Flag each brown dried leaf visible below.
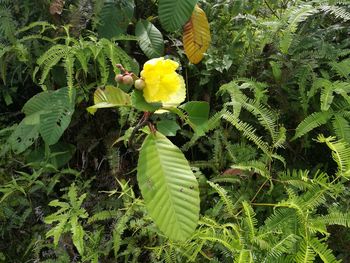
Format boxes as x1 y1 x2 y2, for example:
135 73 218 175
50 0 65 15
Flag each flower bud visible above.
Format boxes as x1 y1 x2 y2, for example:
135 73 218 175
122 74 134 86
134 79 146 90
115 74 124 83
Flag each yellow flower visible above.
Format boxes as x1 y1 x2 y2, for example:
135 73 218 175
140 57 186 108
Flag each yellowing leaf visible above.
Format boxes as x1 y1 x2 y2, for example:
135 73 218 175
87 86 131 114
183 5 211 64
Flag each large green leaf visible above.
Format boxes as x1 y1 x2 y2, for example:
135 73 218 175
137 132 200 241
135 20 164 58
158 0 198 32
96 1 134 39
8 121 39 154
22 92 51 116
9 87 75 153
39 88 76 145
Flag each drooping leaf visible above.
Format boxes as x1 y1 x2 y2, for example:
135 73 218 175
87 86 131 114
183 4 211 64
137 132 200 241
180 101 209 134
135 20 164 58
159 0 198 32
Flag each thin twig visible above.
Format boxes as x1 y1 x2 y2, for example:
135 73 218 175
264 0 280 19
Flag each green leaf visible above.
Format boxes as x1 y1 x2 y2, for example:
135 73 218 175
8 121 39 154
26 142 76 169
180 101 209 134
39 88 76 145
96 1 134 39
136 20 164 58
157 119 180 136
137 132 200 241
87 86 131 114
22 92 51 116
159 0 198 32
270 61 282 81
131 90 162 112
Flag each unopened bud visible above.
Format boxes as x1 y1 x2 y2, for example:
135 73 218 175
122 74 134 86
134 79 146 90
115 74 124 83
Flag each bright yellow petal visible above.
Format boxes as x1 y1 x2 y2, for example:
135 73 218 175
140 57 186 108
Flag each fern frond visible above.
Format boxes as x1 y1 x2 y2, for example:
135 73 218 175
279 169 312 190
262 208 298 234
292 111 332 140
317 134 350 178
295 240 316 263
332 114 350 143
273 126 286 149
265 234 299 260
234 249 253 263
196 230 238 253
241 99 278 143
182 110 223 151
208 181 237 219
100 38 135 74
87 210 121 224
74 45 91 74
96 50 109 85
37 44 68 88
231 160 270 179
113 209 132 256
330 58 350 79
309 238 341 263
320 4 350 21
64 49 76 89
287 5 318 33
310 211 350 228
320 84 335 111
222 111 271 156
0 6 17 42
242 201 258 241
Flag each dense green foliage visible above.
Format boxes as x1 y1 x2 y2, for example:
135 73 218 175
1 0 350 262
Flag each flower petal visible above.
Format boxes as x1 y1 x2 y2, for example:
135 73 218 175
140 57 186 110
